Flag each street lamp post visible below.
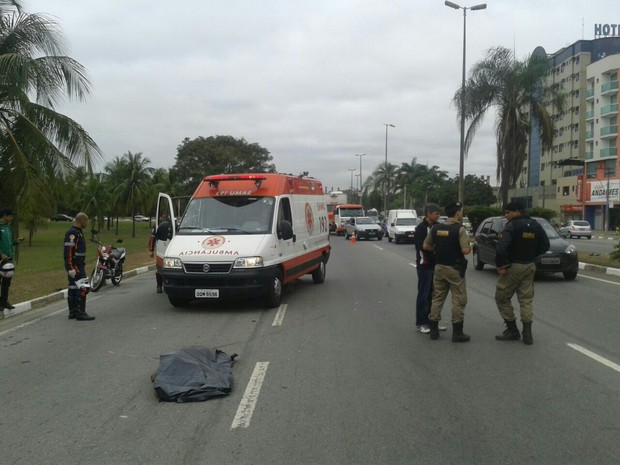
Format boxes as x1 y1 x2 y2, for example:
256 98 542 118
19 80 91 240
383 124 395 214
348 168 357 195
355 153 366 197
445 1 487 204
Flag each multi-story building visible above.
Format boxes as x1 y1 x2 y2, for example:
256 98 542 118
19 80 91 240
509 36 620 230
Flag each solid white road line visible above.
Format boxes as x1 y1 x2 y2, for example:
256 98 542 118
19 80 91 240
578 274 620 286
567 343 620 374
272 304 287 327
231 361 270 429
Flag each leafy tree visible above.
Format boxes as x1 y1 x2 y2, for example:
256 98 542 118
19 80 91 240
173 136 276 195
0 2 101 217
454 46 565 207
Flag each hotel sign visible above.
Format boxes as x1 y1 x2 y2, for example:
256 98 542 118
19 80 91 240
594 23 620 37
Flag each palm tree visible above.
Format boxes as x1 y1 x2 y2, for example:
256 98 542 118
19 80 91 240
454 46 565 207
107 152 154 238
0 2 101 212
371 162 399 211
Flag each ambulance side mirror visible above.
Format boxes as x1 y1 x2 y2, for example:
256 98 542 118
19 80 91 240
278 220 294 241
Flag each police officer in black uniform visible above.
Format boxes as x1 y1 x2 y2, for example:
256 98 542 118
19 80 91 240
495 202 549 345
423 201 471 342
64 212 95 321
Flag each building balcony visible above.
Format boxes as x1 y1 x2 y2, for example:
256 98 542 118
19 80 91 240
585 151 594 160
600 125 618 138
586 88 595 99
600 103 618 117
585 130 594 140
586 110 595 120
601 80 619 95
600 147 618 157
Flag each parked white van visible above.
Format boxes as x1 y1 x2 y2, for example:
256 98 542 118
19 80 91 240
387 209 419 244
156 173 331 308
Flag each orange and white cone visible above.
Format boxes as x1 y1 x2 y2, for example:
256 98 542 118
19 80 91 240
351 232 357 244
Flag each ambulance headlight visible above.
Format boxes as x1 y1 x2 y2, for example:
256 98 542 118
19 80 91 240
233 257 263 268
163 257 183 269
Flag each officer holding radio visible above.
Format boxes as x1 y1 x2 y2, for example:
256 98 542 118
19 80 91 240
495 202 549 345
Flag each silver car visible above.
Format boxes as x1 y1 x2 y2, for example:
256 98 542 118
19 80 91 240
344 216 384 241
559 220 592 239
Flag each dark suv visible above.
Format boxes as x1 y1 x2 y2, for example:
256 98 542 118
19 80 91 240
472 216 579 280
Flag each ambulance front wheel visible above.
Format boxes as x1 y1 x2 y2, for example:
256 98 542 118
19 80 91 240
264 270 283 308
312 257 326 284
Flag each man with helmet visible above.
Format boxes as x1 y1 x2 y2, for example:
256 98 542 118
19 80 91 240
64 212 95 321
0 207 23 310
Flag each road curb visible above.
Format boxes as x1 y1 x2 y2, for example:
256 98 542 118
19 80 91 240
578 262 620 277
1 265 155 320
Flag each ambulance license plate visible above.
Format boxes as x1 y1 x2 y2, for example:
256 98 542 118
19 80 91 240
195 289 219 298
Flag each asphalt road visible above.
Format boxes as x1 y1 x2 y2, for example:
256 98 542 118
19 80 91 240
565 235 618 256
1 237 619 465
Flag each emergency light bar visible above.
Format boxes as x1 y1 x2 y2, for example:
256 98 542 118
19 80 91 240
204 174 268 188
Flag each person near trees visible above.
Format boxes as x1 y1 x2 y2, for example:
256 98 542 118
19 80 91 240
0 207 23 310
64 212 95 321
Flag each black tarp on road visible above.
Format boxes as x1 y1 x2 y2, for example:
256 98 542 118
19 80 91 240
153 347 236 403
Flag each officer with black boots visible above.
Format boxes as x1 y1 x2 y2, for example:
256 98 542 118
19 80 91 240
423 201 471 342
64 212 95 321
495 202 549 345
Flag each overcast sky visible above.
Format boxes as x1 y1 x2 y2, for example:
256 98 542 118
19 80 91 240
24 1 616 192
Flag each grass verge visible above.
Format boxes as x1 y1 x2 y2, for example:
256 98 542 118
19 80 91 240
9 220 154 305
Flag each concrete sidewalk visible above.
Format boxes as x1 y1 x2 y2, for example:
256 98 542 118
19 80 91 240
1 265 155 320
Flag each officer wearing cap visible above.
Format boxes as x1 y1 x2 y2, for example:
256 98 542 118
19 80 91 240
64 212 95 321
423 201 472 342
494 202 549 345
0 207 23 310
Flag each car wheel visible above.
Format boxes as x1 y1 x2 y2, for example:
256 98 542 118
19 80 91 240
563 271 577 280
168 296 190 307
377 235 382 241
311 257 326 284
587 236 592 240
474 249 484 270
264 269 283 308
388 236 393 242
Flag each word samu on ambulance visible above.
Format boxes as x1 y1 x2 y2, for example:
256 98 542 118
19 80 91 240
156 173 331 308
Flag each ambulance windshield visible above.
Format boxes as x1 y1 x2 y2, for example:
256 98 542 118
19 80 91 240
177 196 275 235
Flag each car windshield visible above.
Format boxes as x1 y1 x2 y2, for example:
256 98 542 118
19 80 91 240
356 217 374 224
177 196 275 234
535 218 561 239
339 208 364 217
395 218 418 225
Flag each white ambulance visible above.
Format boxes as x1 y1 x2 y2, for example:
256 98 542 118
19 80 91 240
156 173 331 308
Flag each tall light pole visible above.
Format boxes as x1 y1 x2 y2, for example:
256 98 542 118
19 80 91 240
383 124 395 214
355 153 366 197
445 1 487 204
348 168 357 195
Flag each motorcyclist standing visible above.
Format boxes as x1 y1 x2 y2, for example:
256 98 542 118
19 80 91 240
64 212 95 321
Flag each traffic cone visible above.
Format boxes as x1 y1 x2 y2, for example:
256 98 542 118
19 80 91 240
351 232 357 244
